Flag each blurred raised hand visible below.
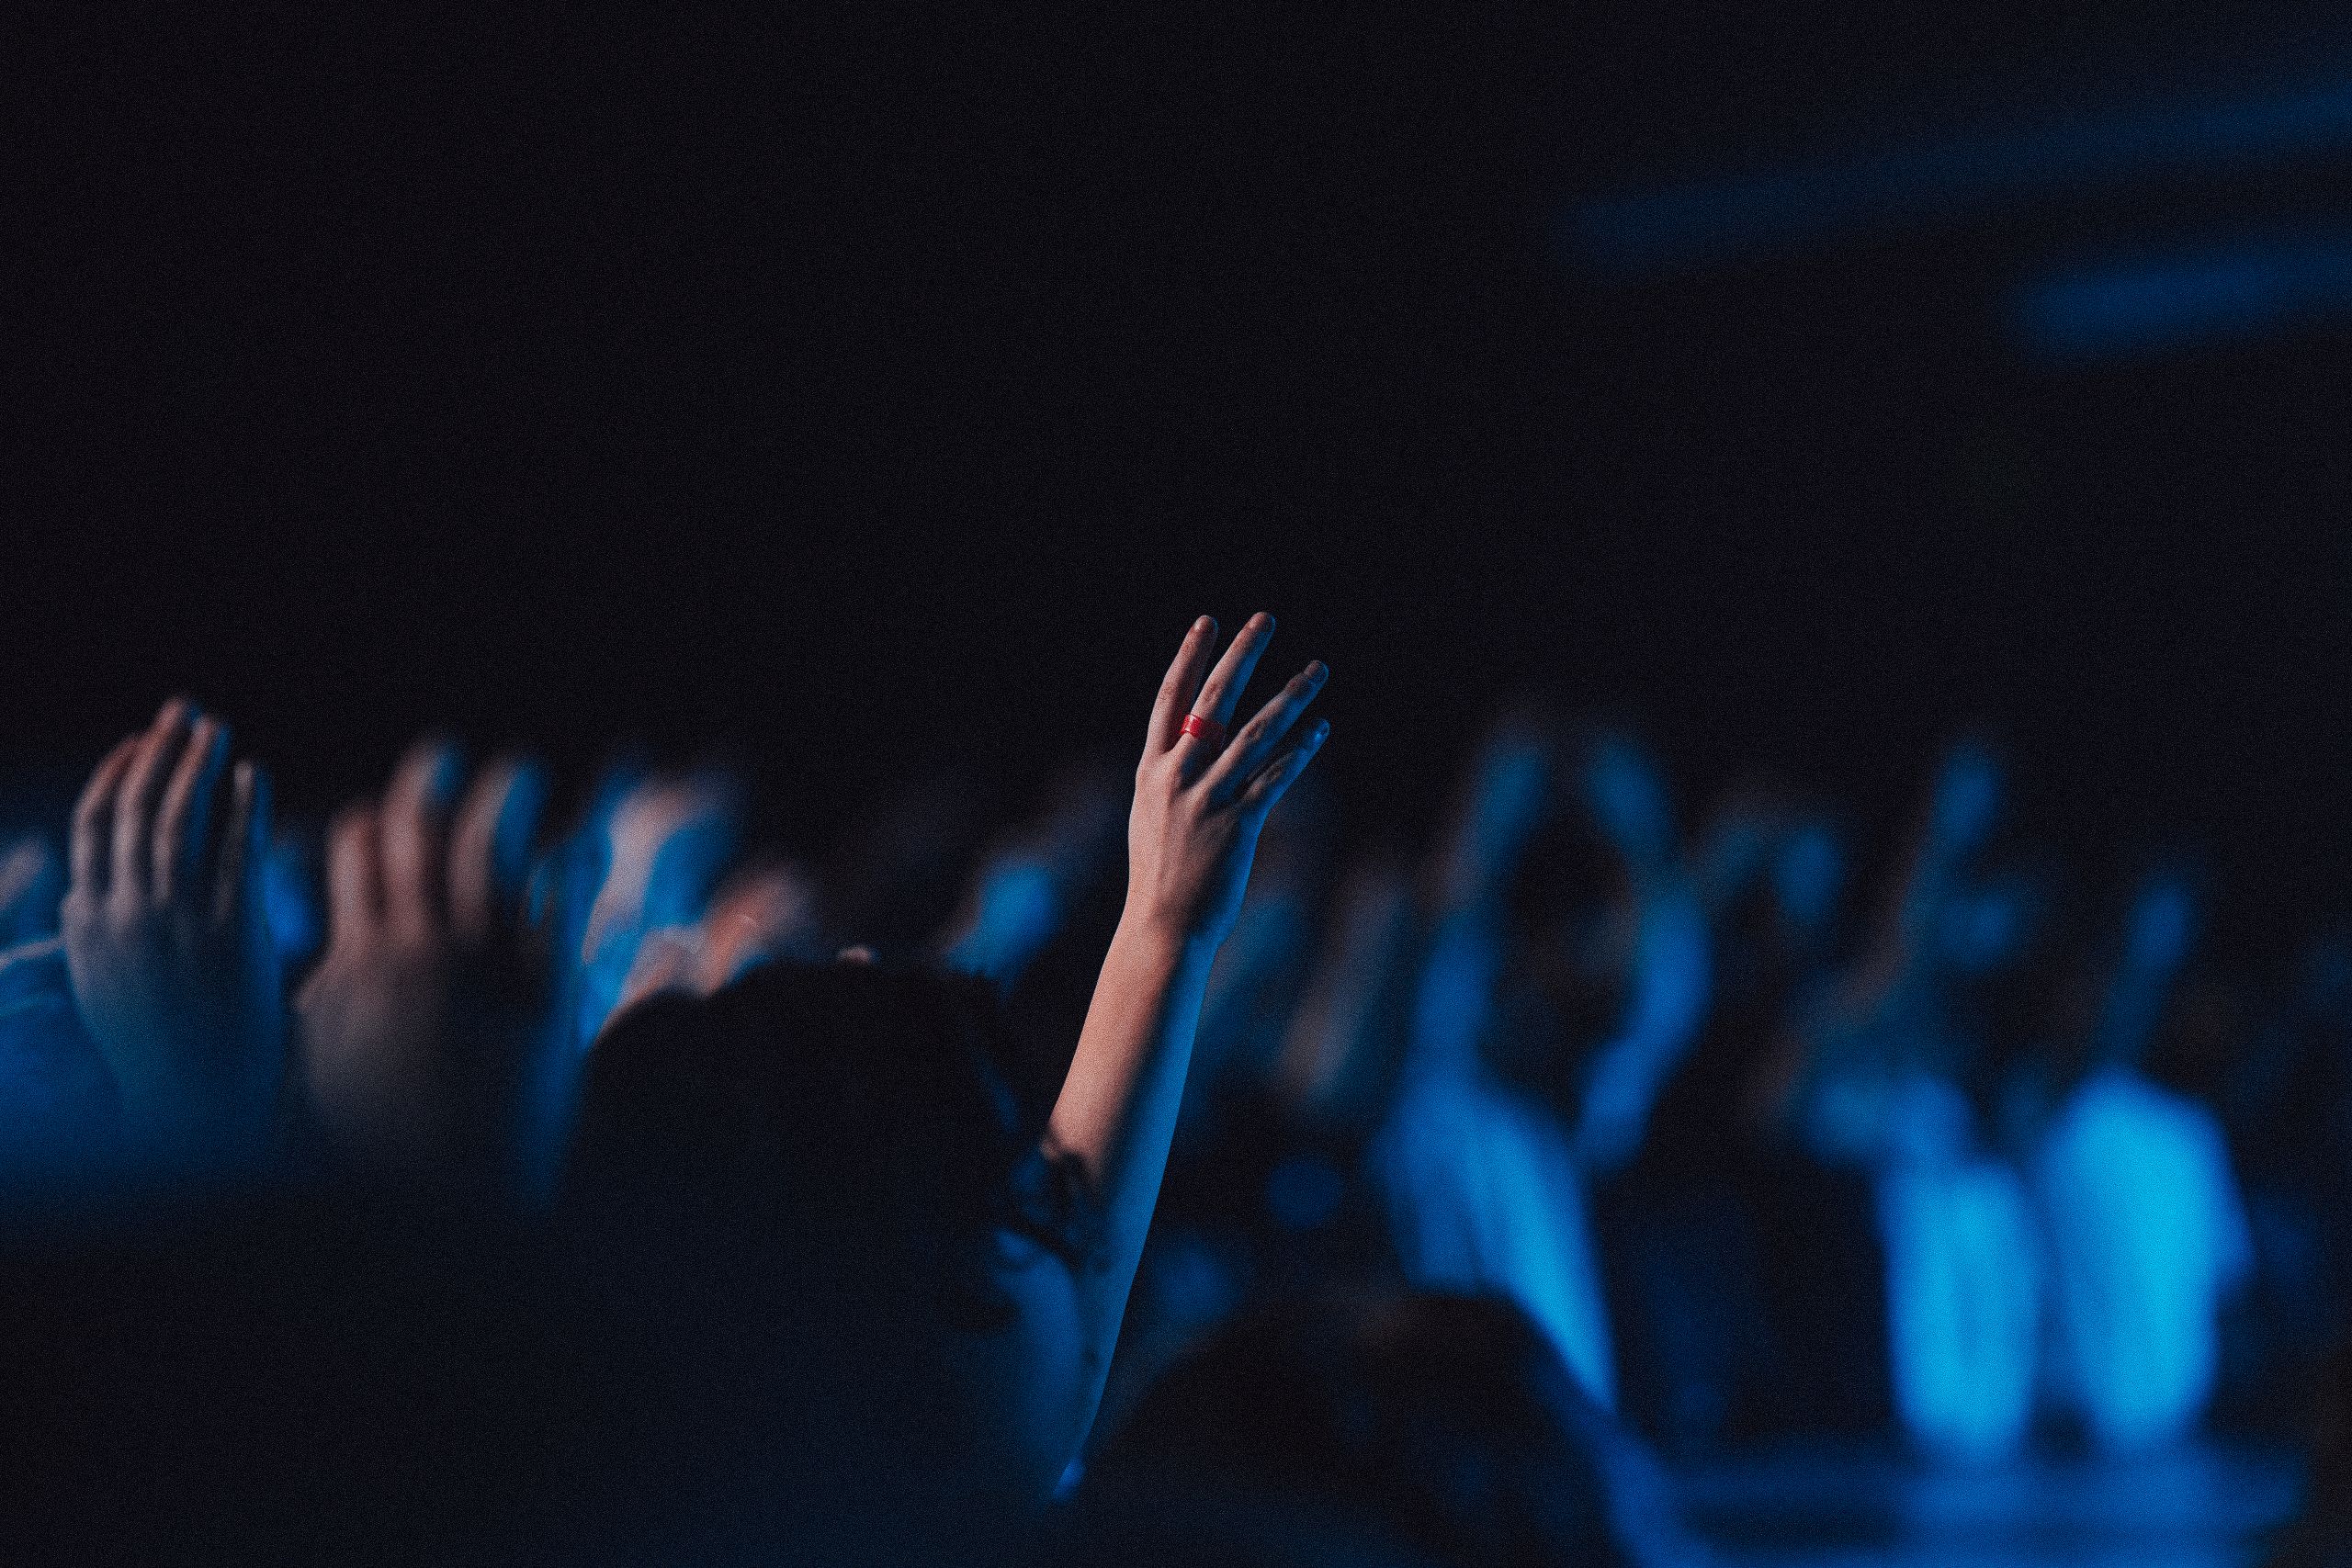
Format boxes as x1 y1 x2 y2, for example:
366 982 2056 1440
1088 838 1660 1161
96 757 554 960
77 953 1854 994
2089 863 2201 1072
1581 729 1675 880
572 771 741 1043
1438 713 1554 912
1925 739 2004 863
62 700 282 1165
1571 732 1712 1172
940 762 1125 987
1196 784 1331 1090
610 858 823 1018
1406 715 1559 1088
294 739 555 1190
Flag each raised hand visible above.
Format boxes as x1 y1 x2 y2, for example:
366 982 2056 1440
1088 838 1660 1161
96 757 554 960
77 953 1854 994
1014 614 1326 1488
294 739 554 1189
62 699 282 1161
574 772 741 1043
609 859 822 1019
1121 613 1329 953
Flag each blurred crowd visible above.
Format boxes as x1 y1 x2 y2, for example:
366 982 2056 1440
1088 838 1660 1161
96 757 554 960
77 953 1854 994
1119 720 2349 1468
0 620 2347 1565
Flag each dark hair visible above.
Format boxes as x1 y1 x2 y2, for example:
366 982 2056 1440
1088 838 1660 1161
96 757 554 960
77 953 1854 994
563 959 1097 1333
1084 1292 1634 1568
554 960 1104 1533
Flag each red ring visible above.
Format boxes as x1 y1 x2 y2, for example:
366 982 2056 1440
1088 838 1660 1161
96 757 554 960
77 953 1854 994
1181 713 1227 748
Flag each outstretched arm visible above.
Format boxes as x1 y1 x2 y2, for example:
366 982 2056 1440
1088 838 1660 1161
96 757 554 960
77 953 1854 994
1034 613 1328 1462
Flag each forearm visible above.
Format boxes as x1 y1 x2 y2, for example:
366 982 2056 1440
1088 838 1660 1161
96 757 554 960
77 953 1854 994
1046 910 1216 1371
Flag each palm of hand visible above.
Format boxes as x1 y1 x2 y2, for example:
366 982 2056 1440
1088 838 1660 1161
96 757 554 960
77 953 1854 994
68 896 280 1095
298 931 549 1167
293 744 554 1180
62 702 281 1152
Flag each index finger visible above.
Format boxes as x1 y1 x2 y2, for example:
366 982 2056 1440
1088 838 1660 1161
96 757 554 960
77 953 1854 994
324 804 385 943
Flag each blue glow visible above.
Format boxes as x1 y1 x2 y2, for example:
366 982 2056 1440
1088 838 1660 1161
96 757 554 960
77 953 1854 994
943 858 1060 983
1570 79 2352 271
2033 1068 2250 1453
0 939 115 1180
1876 1080 2041 1463
1377 1073 1618 1409
1576 885 1712 1170
264 839 321 968
2018 234 2352 359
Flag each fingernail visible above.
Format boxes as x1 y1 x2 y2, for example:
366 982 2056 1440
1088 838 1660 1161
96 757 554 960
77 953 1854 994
156 696 193 726
1313 719 1330 742
1307 660 1329 682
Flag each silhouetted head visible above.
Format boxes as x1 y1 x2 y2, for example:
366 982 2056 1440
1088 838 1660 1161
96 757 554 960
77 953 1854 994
559 959 1095 1492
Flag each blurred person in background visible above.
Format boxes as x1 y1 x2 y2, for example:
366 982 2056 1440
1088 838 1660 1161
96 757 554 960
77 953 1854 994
1774 742 2051 1461
1071 1292 1677 1568
2030 864 2252 1454
1600 784 1853 1453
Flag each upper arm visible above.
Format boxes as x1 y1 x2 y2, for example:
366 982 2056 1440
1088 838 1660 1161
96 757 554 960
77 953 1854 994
945 1227 1091 1499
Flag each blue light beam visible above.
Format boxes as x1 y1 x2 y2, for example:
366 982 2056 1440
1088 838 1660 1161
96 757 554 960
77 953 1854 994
1570 78 2352 273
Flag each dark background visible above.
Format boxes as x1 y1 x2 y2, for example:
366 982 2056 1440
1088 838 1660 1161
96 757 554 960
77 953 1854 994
6 6 2349 961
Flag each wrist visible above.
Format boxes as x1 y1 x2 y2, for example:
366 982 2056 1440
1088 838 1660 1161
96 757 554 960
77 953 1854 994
1111 903 1223 973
